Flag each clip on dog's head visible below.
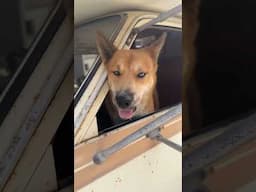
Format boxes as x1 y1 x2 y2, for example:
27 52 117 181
96 31 167 120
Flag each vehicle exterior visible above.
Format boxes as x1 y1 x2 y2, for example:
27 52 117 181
74 0 182 191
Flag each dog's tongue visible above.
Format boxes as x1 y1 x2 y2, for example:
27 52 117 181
118 109 134 119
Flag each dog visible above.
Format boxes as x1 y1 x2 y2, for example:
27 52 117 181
96 32 167 123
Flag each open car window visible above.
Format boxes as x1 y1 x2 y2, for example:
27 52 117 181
96 25 182 134
74 12 182 144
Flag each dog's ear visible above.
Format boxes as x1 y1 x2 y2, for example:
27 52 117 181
96 31 117 64
146 32 167 62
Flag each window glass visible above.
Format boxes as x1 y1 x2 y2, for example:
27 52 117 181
0 0 62 125
0 0 58 95
74 15 123 93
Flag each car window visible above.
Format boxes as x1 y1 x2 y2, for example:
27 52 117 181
96 26 182 134
0 0 63 125
0 0 58 94
74 15 125 94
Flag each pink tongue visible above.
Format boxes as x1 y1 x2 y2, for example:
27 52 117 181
118 109 134 119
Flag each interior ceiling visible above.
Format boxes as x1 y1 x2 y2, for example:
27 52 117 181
75 0 181 24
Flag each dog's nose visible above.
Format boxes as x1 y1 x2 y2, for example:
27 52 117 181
116 92 133 108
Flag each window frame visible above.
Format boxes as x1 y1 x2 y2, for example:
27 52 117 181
0 0 65 126
74 14 128 106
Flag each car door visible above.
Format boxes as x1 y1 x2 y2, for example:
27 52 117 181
74 8 182 192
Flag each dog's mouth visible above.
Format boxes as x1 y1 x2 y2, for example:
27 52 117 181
117 107 136 120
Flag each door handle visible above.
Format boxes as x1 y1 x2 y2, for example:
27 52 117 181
147 129 182 152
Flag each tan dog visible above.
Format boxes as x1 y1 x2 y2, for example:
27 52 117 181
96 32 166 122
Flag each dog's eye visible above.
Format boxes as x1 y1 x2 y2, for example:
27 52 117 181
113 71 121 76
137 72 146 78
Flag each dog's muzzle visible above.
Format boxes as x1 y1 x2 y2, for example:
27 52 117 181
115 91 134 109
115 90 136 120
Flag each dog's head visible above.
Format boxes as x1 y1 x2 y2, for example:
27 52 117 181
96 32 166 120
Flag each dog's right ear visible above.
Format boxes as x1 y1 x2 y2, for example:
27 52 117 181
96 31 117 64
146 32 167 62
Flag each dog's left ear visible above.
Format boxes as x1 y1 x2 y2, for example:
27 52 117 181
146 32 167 62
96 31 117 64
